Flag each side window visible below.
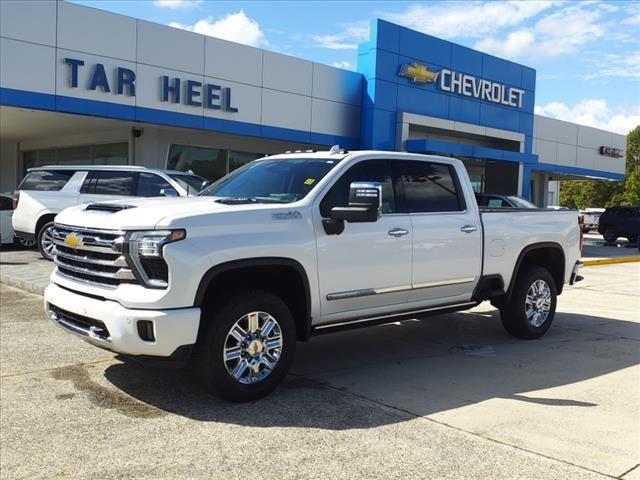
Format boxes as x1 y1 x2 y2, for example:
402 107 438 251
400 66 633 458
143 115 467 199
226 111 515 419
136 173 172 197
0 196 12 210
320 160 396 217
396 161 464 213
81 171 134 196
18 170 75 191
487 197 505 208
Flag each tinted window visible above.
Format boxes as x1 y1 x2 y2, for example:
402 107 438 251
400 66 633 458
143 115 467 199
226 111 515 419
136 173 172 197
168 174 207 195
0 196 12 210
81 171 134 196
396 161 463 213
18 170 75 191
320 160 395 217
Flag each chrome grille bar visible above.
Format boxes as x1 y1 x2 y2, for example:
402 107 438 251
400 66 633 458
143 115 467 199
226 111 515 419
52 246 127 267
54 257 136 280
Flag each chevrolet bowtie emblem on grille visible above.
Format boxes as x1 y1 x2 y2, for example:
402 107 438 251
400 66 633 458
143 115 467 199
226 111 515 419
398 62 438 84
64 233 84 249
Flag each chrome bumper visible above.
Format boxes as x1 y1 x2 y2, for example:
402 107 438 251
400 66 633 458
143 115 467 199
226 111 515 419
569 260 583 285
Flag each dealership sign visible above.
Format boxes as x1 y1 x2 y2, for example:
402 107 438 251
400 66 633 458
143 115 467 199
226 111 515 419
599 146 624 158
64 58 238 112
399 62 525 109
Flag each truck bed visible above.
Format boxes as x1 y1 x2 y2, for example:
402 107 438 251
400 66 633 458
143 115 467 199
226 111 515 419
479 208 581 291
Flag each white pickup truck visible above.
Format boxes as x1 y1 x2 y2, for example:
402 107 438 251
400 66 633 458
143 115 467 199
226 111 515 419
44 149 583 401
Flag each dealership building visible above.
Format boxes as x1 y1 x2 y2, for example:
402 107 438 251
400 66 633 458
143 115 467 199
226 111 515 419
0 1 627 205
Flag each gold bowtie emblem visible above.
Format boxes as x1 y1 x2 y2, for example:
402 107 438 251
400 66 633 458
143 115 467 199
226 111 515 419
64 233 84 249
398 62 438 84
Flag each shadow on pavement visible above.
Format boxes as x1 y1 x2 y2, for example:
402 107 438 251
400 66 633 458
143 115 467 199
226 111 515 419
102 309 638 429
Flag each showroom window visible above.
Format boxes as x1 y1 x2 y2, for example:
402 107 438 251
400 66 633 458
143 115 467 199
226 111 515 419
166 145 263 182
23 142 128 172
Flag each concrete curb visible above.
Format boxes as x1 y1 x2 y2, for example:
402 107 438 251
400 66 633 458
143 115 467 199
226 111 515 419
582 256 640 267
0 275 46 296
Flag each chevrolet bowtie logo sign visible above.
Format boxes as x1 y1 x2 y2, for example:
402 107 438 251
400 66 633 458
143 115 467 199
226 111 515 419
397 61 526 109
398 62 438 84
64 233 84 250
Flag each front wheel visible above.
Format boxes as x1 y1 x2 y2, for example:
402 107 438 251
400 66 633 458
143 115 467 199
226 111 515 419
37 221 55 260
194 289 296 402
500 266 557 339
16 236 36 249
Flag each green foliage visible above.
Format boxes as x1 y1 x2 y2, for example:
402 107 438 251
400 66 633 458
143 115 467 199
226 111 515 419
559 124 640 208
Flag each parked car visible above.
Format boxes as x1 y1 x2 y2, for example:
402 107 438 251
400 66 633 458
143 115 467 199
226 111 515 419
0 193 36 248
598 206 640 243
44 148 583 402
12 166 209 260
474 193 537 208
579 208 605 232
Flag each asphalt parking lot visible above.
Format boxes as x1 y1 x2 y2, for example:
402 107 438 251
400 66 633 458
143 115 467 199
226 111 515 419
0 262 638 479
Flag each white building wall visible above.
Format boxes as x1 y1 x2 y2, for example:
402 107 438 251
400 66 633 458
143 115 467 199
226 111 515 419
0 0 362 140
533 115 626 175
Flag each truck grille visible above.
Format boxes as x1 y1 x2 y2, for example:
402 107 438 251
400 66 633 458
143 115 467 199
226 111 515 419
52 224 138 288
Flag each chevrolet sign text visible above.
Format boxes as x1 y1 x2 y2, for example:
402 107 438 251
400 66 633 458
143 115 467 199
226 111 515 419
439 69 525 108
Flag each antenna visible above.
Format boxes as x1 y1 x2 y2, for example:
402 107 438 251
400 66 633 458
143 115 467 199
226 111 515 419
329 144 341 154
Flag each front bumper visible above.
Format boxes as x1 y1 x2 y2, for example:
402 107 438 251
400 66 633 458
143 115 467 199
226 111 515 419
44 282 200 357
569 260 583 285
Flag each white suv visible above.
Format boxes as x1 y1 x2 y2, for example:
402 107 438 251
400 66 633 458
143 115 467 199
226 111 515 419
12 165 208 260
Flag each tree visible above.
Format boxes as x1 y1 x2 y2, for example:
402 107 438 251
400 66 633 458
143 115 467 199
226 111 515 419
559 124 640 208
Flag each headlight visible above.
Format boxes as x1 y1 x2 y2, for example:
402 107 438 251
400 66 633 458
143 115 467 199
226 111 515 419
126 229 186 288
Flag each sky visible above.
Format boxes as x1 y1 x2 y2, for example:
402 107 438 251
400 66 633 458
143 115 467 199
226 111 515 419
71 0 640 134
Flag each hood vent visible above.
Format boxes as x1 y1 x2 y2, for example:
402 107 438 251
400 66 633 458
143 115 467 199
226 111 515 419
85 203 137 213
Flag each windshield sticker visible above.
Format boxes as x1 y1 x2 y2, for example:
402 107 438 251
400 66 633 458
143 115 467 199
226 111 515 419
272 211 302 221
304 178 316 185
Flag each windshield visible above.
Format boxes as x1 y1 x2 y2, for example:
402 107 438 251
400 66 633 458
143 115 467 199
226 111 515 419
506 196 537 208
199 157 341 203
169 173 208 195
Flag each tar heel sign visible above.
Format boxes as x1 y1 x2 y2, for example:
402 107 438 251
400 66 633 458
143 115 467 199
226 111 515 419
399 62 525 109
64 57 239 113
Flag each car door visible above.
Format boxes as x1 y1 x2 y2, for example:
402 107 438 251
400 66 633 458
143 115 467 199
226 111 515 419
313 159 413 317
0 196 14 244
393 159 482 304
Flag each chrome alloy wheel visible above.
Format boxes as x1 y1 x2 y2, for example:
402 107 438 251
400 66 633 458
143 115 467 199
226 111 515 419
223 311 283 385
525 279 552 328
41 226 55 257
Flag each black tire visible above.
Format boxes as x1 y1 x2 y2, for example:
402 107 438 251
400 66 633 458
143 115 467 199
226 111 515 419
37 221 55 260
500 266 557 340
194 289 296 402
603 228 618 243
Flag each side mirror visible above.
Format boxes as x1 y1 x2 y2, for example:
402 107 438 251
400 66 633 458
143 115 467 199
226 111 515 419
201 180 211 189
323 182 381 234
160 188 179 197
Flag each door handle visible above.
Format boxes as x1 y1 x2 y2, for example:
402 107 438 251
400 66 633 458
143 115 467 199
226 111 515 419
460 225 478 233
388 228 409 237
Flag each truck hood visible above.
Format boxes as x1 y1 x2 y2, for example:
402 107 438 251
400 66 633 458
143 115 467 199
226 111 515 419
53 196 281 231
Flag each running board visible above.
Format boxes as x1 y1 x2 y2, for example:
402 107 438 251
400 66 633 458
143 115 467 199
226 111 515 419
311 301 478 336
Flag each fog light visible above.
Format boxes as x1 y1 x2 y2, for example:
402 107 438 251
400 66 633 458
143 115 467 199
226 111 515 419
137 320 155 342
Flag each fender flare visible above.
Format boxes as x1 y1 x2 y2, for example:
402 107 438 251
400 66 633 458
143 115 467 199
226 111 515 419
193 257 313 339
506 242 566 299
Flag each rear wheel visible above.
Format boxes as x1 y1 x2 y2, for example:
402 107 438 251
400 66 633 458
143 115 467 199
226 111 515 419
37 221 55 260
603 228 618 243
194 289 296 402
500 266 557 339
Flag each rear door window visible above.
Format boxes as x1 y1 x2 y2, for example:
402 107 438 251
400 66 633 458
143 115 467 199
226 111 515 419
81 171 135 196
394 161 465 213
18 170 75 191
136 173 172 197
